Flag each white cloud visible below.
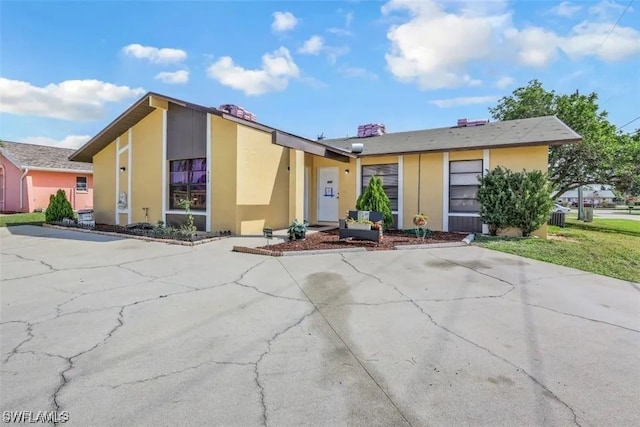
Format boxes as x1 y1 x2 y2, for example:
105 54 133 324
328 10 354 36
155 70 189 84
22 135 91 149
560 22 640 61
506 21 640 66
549 2 582 18
589 0 630 19
495 76 515 89
206 47 300 96
429 96 500 108
382 0 510 90
299 35 324 55
0 78 145 121
325 45 350 64
272 11 298 33
122 43 187 64
505 26 560 67
338 66 378 80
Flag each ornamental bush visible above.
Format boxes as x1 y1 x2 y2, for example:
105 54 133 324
478 167 554 237
356 176 393 229
45 189 75 223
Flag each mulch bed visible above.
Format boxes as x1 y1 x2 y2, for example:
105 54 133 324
48 222 220 242
259 229 467 252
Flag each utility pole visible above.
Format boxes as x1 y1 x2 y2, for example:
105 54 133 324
578 186 584 220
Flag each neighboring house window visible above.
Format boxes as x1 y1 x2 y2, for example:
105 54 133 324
76 176 88 192
449 160 483 213
361 164 398 211
169 158 206 210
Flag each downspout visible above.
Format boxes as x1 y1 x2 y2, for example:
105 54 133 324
19 168 29 212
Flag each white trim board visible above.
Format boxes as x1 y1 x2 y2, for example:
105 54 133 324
165 210 207 216
442 152 449 232
206 113 212 232
127 128 132 224
397 155 404 229
355 158 362 198
161 109 168 225
482 149 490 234
115 137 120 225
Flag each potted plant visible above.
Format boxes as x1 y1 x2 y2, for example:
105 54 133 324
413 213 429 227
288 219 308 241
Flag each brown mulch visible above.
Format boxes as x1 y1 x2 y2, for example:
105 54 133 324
260 229 467 252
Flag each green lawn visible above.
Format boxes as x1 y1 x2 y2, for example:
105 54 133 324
0 212 46 227
475 217 640 283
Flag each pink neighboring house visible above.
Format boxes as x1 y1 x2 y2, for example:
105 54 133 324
0 141 93 213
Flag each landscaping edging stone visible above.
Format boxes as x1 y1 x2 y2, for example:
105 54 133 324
43 224 224 246
282 247 367 256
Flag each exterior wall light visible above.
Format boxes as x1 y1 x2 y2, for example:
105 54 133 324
120 167 126 172
345 169 350 174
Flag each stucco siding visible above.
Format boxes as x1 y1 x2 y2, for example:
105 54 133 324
490 146 548 172
490 145 549 237
211 116 237 233
93 141 116 224
307 156 356 224
131 109 163 224
402 153 444 231
27 171 93 212
0 154 23 212
236 124 289 234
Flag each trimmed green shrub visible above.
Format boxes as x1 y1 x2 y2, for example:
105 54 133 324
45 189 75 223
356 176 393 229
477 166 513 236
478 167 554 237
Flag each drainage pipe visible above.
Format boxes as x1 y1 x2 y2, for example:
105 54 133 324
19 168 29 211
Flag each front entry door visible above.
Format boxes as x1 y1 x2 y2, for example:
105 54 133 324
317 167 339 222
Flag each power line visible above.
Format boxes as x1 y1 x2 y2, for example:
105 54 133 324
599 0 634 50
618 114 640 131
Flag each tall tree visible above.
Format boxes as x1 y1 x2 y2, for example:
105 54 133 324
489 80 634 199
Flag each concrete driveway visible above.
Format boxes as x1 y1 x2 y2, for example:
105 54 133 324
1 226 638 427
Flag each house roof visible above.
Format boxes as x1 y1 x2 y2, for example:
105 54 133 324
319 116 582 156
1 140 93 172
70 92 353 163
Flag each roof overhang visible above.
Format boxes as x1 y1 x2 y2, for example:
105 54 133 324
272 131 354 162
70 93 159 163
344 137 583 157
23 166 93 174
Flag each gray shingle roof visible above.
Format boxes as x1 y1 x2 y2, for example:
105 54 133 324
320 116 581 156
1 141 93 172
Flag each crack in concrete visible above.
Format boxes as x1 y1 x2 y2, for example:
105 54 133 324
254 307 318 427
317 300 410 308
231 281 307 303
104 360 255 389
338 253 581 427
279 258 413 427
51 306 125 417
505 299 640 334
2 321 34 364
408 300 583 427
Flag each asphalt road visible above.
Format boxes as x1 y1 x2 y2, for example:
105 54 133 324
1 226 639 426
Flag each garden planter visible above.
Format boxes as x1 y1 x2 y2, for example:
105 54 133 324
348 222 371 231
290 231 306 240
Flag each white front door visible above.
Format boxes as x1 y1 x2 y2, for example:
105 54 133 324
317 167 339 221
304 167 310 223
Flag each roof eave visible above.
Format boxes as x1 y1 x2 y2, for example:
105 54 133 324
353 137 583 157
23 166 93 174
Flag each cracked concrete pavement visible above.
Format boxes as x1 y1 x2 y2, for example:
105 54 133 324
1 225 639 426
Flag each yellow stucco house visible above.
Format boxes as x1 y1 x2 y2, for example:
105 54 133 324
70 92 581 237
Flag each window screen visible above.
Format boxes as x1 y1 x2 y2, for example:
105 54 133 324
449 160 482 213
361 164 398 211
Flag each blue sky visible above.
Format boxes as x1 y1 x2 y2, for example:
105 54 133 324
1 0 639 149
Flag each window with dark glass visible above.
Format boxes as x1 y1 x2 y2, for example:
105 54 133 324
449 160 483 213
361 164 399 211
169 158 206 210
76 176 88 192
